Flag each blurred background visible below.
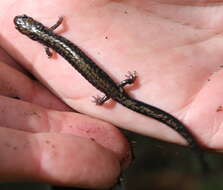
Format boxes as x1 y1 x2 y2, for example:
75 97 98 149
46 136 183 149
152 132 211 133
1 131 223 190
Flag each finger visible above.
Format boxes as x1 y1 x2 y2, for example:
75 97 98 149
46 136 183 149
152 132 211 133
0 47 28 74
0 127 120 189
0 96 131 168
0 62 70 111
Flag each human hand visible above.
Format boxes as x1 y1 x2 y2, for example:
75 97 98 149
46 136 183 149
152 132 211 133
0 46 131 189
1 0 223 152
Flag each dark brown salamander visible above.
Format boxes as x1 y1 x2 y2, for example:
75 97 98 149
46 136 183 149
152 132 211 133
14 15 208 171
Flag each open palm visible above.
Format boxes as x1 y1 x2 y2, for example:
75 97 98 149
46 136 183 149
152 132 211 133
2 0 223 151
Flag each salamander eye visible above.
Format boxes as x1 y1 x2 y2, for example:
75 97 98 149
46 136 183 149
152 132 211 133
28 33 38 40
21 14 28 19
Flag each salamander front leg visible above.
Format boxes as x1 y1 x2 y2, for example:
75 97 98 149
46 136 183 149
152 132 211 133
44 17 63 58
49 17 63 31
92 71 137 105
45 46 53 57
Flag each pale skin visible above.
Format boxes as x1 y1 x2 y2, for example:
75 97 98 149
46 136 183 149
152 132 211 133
0 0 223 188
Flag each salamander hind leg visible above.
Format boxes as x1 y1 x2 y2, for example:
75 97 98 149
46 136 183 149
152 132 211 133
118 71 137 88
44 17 63 58
92 71 136 105
92 95 110 105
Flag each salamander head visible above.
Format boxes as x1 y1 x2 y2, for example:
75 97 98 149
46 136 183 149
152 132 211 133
14 14 44 40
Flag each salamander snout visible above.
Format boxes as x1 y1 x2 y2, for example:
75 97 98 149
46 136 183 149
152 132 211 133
14 15 30 29
14 14 43 40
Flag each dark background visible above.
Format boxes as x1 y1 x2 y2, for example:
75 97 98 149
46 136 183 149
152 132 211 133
1 132 223 190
